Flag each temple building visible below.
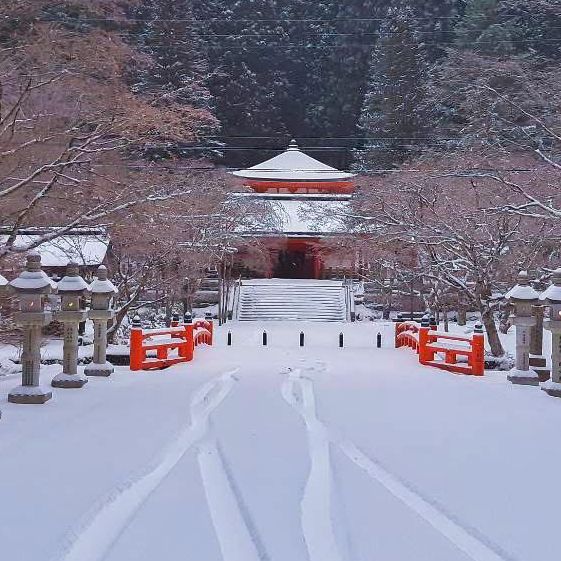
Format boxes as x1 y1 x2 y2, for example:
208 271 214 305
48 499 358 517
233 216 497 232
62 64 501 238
231 140 358 279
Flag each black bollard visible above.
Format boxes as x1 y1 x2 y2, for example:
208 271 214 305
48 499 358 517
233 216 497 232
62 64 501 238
227 331 232 346
300 332 305 347
263 331 268 346
339 332 344 348
377 332 382 349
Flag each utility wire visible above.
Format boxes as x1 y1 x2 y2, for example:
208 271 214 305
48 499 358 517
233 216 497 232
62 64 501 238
42 15 508 24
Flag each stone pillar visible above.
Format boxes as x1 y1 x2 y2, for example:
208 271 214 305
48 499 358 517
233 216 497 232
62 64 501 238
85 265 117 377
529 305 549 381
51 263 89 389
530 305 544 356
8 253 53 404
540 268 561 397
506 271 541 386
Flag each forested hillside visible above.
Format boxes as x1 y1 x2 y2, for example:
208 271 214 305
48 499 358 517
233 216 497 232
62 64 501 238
3 1 560 169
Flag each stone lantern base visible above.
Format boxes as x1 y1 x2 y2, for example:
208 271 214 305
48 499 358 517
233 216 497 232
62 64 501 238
529 354 550 382
507 368 541 386
541 380 561 398
51 372 88 389
84 362 114 377
8 385 52 404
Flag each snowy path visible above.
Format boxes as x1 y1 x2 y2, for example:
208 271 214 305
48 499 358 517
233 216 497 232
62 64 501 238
2 322 561 561
55 368 240 561
282 365 344 561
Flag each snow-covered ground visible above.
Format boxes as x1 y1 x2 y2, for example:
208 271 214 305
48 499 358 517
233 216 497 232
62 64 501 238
1 321 560 561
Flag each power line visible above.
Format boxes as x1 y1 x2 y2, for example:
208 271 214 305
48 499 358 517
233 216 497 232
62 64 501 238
42 16 500 24
90 163 539 174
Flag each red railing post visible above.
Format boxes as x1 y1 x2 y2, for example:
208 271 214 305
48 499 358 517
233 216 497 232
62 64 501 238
130 316 144 371
205 312 214 345
183 313 195 361
471 323 485 376
418 318 431 365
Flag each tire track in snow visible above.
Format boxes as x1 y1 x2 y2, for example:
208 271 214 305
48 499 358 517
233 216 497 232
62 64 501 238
338 441 511 561
198 438 266 561
284 361 511 561
53 368 240 561
281 368 345 561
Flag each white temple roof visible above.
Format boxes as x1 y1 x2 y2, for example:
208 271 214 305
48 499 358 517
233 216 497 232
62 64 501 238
238 196 351 236
232 140 355 182
0 233 110 267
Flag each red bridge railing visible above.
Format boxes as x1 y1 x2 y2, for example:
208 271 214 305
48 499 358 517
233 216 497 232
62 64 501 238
395 319 485 376
130 315 213 371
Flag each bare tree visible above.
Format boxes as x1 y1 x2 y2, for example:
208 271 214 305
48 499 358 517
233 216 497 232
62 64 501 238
351 171 554 356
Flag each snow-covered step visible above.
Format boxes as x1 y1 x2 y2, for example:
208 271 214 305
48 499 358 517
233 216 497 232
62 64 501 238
236 279 348 322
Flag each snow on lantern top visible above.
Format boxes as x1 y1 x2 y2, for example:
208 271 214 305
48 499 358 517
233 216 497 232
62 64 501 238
541 268 561 304
9 252 55 293
56 262 89 294
89 265 118 295
505 271 540 303
232 140 355 182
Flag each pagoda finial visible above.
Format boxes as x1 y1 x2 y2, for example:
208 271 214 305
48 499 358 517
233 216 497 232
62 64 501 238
288 139 299 151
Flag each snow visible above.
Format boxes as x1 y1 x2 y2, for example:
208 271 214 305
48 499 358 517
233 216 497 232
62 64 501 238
233 141 355 182
1 321 561 561
89 278 118 295
540 282 561 303
540 379 561 391
0 234 109 267
0 273 8 286
9 267 56 290
504 283 540 301
239 196 350 235
57 273 89 293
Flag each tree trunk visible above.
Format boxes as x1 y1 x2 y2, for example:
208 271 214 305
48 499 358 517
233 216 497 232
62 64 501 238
443 306 449 333
107 306 129 344
481 309 504 357
457 306 467 326
499 302 512 335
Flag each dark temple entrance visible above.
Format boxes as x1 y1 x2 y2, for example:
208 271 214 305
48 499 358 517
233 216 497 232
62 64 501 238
273 241 321 279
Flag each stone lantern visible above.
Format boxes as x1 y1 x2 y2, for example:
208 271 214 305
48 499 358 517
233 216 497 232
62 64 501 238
51 262 89 389
8 253 54 404
540 268 561 397
505 271 541 386
84 265 118 377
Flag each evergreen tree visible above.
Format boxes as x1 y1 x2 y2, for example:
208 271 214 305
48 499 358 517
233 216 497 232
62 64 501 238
194 0 289 167
132 0 212 109
356 4 430 171
455 0 515 55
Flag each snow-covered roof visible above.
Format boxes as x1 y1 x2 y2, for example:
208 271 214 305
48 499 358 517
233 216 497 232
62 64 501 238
232 140 355 182
505 271 540 302
540 268 561 304
89 266 118 295
9 253 55 292
57 266 89 293
0 234 110 267
239 196 351 236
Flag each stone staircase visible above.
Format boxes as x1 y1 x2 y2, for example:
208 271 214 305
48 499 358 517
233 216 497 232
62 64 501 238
235 279 348 322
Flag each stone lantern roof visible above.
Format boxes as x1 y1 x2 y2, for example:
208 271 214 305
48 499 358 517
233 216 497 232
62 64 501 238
9 252 55 292
232 140 355 182
505 271 540 303
540 268 561 304
89 265 118 295
56 262 88 294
